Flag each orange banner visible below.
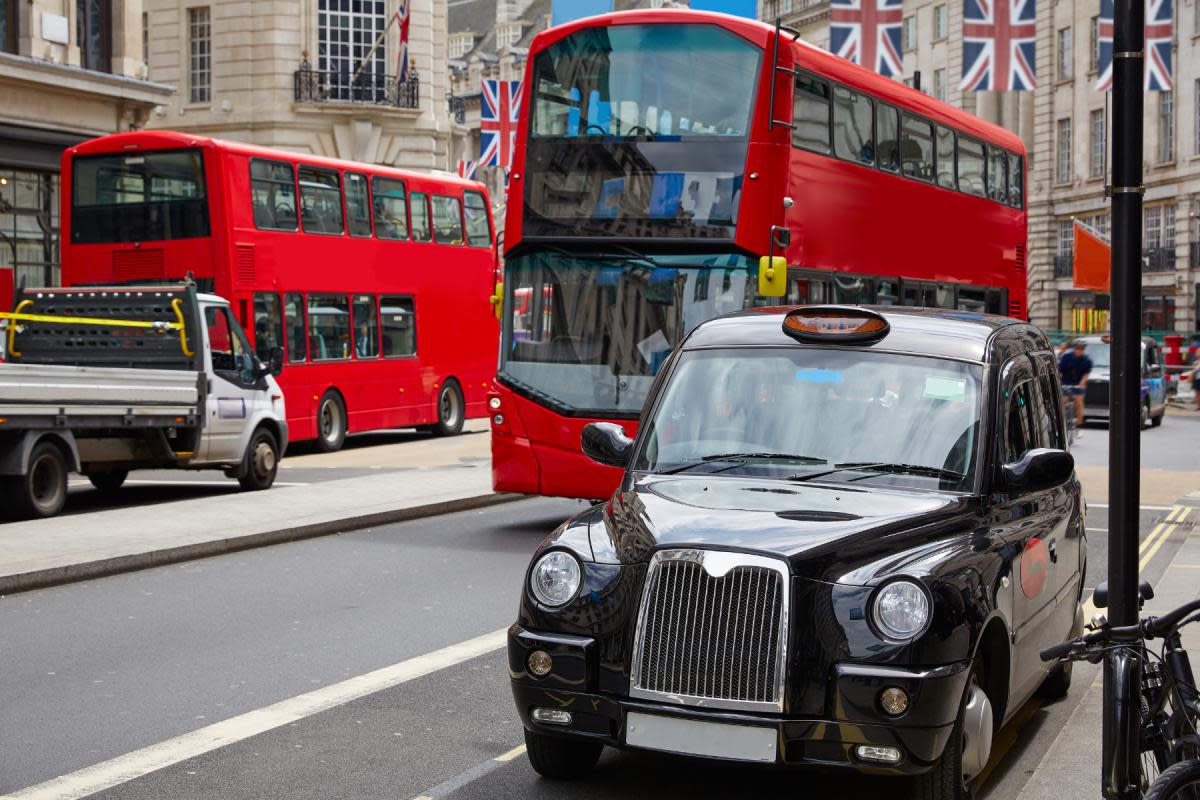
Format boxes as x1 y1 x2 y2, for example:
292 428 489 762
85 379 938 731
1073 221 1111 292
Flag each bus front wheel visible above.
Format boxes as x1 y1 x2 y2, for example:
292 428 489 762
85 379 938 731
315 390 347 452
432 379 464 437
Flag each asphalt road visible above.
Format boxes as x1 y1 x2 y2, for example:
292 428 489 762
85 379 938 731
2 412 1197 800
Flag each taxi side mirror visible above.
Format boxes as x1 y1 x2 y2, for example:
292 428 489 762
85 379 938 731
1001 448 1074 494
490 281 504 320
581 422 633 469
758 256 787 297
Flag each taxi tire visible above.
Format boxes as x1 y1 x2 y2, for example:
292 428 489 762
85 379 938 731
1151 409 1164 427
1038 657 1073 700
523 728 602 780
910 661 985 800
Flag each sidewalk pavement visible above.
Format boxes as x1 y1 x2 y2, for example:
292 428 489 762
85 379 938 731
0 459 517 596
1020 493 1200 800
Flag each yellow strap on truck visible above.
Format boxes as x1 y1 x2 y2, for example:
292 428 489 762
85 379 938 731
1 299 193 358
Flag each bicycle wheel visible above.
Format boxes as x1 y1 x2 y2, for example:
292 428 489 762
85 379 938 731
1145 760 1200 800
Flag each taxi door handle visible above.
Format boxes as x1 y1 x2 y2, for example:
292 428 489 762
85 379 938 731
1048 538 1058 563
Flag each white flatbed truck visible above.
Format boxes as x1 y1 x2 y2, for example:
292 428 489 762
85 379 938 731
0 284 287 519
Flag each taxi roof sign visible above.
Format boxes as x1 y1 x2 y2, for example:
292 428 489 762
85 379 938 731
782 307 890 344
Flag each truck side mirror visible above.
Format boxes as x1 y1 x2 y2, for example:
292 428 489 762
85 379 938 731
581 422 633 469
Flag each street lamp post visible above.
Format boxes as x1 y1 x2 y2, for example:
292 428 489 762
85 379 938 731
1106 0 1145 797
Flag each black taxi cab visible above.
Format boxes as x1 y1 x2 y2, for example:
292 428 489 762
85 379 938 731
507 306 1085 800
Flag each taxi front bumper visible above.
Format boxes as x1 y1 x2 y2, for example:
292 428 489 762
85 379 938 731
509 625 970 775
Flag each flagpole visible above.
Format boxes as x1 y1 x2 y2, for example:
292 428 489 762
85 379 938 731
352 12 398 84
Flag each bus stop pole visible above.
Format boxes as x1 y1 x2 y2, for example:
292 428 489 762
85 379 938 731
1107 0 1144 630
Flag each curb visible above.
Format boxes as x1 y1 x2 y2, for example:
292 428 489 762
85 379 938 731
0 492 524 596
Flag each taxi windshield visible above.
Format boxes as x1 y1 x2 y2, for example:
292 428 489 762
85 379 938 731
634 347 983 493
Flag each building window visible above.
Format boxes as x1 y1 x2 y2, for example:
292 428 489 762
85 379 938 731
77 0 112 72
1158 91 1174 162
187 7 211 103
1089 109 1105 178
1164 203 1176 250
1056 118 1072 183
0 168 60 286
1142 295 1176 331
449 32 474 59
1057 27 1072 81
496 21 522 50
1 0 16 53
933 68 946 101
318 0 385 100
933 4 946 39
1195 80 1200 156
1145 205 1162 249
902 16 915 52
1089 16 1099 72
142 12 149 72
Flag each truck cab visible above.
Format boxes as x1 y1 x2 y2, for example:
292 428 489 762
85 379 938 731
0 284 287 519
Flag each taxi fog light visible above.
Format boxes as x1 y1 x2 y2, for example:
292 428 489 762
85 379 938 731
856 745 903 764
528 650 552 677
493 414 505 425
531 707 572 726
879 687 909 716
488 396 502 410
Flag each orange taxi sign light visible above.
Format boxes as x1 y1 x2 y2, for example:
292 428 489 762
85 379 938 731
782 307 890 344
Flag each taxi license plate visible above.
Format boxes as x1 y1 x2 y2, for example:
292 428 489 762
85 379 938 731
625 712 777 763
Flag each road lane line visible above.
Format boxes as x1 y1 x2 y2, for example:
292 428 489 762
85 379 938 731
406 743 524 800
5 628 508 800
1088 503 1176 511
493 744 527 762
1141 523 1179 572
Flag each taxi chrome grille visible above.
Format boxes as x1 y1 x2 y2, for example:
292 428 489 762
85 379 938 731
1085 380 1109 408
630 550 789 713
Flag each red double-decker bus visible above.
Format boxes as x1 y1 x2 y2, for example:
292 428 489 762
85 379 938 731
491 9 1028 500
60 131 498 450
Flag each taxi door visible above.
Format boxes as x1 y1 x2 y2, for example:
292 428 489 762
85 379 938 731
200 303 262 463
992 356 1075 700
1143 342 1167 417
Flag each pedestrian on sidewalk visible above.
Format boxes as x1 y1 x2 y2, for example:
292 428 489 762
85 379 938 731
1059 342 1093 429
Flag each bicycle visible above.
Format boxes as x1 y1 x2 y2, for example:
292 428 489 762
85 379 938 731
1040 583 1200 798
1062 386 1079 448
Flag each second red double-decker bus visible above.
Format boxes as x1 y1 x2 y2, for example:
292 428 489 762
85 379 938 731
491 9 1028 500
60 131 498 450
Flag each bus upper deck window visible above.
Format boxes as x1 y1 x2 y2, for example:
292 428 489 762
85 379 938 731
1008 152 1024 208
832 87 874 166
936 126 956 188
411 192 432 242
987 147 1008 204
876 103 900 172
463 191 492 247
372 177 409 240
431 195 464 245
792 73 831 154
901 115 934 182
298 166 344 236
344 172 372 237
957 137 986 197
250 159 298 231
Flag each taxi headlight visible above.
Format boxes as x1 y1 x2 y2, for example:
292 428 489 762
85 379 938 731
530 551 582 607
872 579 931 641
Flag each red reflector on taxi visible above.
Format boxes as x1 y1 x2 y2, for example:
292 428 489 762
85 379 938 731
782 307 889 344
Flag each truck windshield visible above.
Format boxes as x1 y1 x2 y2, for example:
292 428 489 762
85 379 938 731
71 149 210 243
634 348 983 493
523 23 761 240
498 249 759 415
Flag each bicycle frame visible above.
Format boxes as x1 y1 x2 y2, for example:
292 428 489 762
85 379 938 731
1105 648 1145 799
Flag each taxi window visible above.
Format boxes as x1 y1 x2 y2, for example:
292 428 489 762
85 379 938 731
1037 373 1064 450
1004 380 1038 463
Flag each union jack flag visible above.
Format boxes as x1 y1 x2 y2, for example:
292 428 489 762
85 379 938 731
1096 0 1173 92
961 0 1037 92
457 158 478 180
480 79 522 170
395 0 411 82
829 0 904 78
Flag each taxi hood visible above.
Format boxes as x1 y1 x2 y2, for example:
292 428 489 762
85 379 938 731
592 475 976 584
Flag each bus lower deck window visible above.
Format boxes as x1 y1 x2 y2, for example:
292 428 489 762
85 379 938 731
253 292 283 361
353 295 379 358
308 293 350 360
381 296 416 357
284 292 306 362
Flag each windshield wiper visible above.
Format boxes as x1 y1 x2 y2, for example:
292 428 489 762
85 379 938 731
657 453 827 476
543 244 662 270
788 462 965 483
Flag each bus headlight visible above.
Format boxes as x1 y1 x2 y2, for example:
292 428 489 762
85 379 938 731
872 580 930 641
529 551 581 607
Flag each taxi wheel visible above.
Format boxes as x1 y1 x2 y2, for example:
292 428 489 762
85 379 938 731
911 661 992 800
523 728 602 780
1038 656 1073 700
1151 408 1164 428
315 391 347 452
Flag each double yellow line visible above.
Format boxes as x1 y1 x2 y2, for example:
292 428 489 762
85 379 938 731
1138 505 1192 573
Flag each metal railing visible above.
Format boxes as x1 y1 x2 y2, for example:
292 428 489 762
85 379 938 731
448 96 466 124
294 65 419 109
1053 253 1073 277
1143 246 1175 272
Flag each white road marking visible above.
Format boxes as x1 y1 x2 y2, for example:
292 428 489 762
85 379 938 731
67 480 309 488
1087 503 1176 511
5 628 508 800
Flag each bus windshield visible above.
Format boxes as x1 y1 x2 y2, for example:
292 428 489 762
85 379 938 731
498 249 758 415
523 23 761 240
71 149 210 244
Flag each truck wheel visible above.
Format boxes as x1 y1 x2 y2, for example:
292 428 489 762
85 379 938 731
315 391 346 452
3 440 69 519
432 379 464 437
1151 409 1164 427
238 429 279 491
910 661 992 800
88 470 128 493
524 728 602 780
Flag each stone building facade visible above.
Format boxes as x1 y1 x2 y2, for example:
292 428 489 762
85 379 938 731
1 0 172 285
143 0 454 169
764 0 1198 335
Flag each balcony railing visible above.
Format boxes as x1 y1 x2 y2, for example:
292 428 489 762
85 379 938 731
1053 253 1073 277
1143 246 1175 272
294 66 419 109
449 96 466 124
